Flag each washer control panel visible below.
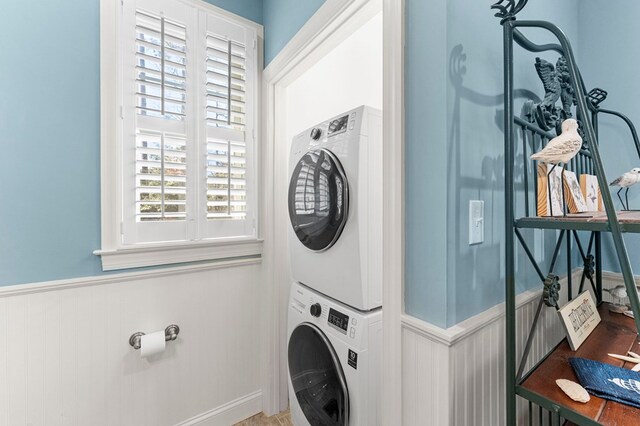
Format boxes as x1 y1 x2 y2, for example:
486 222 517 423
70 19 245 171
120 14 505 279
327 308 349 334
290 283 374 343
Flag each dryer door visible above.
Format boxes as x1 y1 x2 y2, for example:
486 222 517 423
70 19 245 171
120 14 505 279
288 148 349 252
288 323 349 426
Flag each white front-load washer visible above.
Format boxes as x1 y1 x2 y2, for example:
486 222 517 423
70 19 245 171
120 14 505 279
287 282 382 426
288 106 382 311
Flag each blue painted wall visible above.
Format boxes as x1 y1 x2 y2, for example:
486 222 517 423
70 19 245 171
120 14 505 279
405 0 581 327
263 0 326 66
206 0 263 24
0 0 102 286
578 0 640 274
0 0 262 287
6 0 620 329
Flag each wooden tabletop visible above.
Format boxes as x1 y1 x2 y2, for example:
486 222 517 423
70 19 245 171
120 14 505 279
520 304 640 425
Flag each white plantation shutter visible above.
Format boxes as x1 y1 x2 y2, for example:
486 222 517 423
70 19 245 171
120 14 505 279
201 12 255 239
206 139 247 219
135 11 187 121
205 34 247 131
121 0 256 245
136 131 187 221
205 32 248 220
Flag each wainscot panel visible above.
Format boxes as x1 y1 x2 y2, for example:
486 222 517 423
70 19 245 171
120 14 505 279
401 271 581 425
0 260 262 426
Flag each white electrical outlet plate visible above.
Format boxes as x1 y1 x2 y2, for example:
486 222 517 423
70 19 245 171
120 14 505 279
469 200 484 245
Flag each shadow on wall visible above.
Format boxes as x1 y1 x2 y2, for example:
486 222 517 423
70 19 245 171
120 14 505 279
446 44 566 324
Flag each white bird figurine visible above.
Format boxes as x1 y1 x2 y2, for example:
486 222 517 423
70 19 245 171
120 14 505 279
605 284 640 314
609 168 640 210
606 284 628 300
530 118 582 216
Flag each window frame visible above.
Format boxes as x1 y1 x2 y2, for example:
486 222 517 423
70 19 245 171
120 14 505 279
97 0 263 271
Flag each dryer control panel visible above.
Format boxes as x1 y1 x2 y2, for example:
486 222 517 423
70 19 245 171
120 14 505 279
328 114 350 136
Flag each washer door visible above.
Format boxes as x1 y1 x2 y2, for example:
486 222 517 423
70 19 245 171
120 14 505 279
288 148 349 252
288 323 349 426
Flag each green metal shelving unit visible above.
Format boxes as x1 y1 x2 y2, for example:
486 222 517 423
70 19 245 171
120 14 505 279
492 0 640 424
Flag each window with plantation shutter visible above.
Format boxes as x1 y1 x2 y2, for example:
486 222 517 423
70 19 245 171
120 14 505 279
205 28 249 221
97 0 261 269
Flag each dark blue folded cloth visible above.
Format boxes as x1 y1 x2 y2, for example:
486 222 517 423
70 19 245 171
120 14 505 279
569 357 640 408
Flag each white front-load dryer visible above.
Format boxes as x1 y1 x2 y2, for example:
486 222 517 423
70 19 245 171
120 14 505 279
288 106 382 311
287 282 382 426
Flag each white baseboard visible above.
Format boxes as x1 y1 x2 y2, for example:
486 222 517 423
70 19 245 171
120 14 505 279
176 391 262 426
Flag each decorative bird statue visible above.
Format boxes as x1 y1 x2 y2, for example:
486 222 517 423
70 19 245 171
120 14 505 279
605 284 640 314
535 57 561 109
530 118 583 216
606 285 628 312
609 168 640 211
532 57 575 131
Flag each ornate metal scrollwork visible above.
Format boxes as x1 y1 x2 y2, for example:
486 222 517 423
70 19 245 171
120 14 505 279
530 56 576 133
583 254 595 280
543 274 561 308
491 0 529 21
588 88 608 107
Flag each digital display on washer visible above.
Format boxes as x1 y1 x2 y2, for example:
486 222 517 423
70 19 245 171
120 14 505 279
328 308 349 334
328 115 349 136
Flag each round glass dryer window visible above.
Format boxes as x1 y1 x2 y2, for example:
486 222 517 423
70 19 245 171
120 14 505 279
288 148 349 252
288 323 349 426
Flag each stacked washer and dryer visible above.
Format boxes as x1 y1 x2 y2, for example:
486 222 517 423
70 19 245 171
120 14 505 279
286 106 383 426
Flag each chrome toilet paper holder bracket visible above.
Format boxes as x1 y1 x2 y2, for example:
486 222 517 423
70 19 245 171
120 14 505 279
129 324 180 350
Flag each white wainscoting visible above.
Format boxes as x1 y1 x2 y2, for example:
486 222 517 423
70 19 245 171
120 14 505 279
402 271 581 426
0 260 263 426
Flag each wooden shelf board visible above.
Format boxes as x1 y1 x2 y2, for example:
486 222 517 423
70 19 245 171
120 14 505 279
520 304 640 425
515 210 640 233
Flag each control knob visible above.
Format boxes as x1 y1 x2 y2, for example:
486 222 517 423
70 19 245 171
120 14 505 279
310 303 322 317
310 128 322 140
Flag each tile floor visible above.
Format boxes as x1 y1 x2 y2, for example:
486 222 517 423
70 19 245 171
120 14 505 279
233 409 292 426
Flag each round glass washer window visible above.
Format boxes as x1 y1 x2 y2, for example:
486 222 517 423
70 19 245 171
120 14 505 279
288 323 349 426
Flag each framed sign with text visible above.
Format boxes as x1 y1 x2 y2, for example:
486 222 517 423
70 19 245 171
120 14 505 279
558 291 601 351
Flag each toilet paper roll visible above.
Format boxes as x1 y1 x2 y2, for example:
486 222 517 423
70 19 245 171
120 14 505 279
140 331 166 358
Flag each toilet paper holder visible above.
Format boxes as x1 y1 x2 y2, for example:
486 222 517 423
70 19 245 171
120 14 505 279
129 324 180 350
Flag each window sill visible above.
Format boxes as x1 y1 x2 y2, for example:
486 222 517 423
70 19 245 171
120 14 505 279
93 238 263 271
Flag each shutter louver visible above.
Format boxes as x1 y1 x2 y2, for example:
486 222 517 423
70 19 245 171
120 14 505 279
136 131 187 221
135 10 187 121
206 34 246 131
207 139 247 219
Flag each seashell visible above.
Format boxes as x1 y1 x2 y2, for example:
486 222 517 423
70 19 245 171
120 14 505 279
608 353 640 364
556 379 590 403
